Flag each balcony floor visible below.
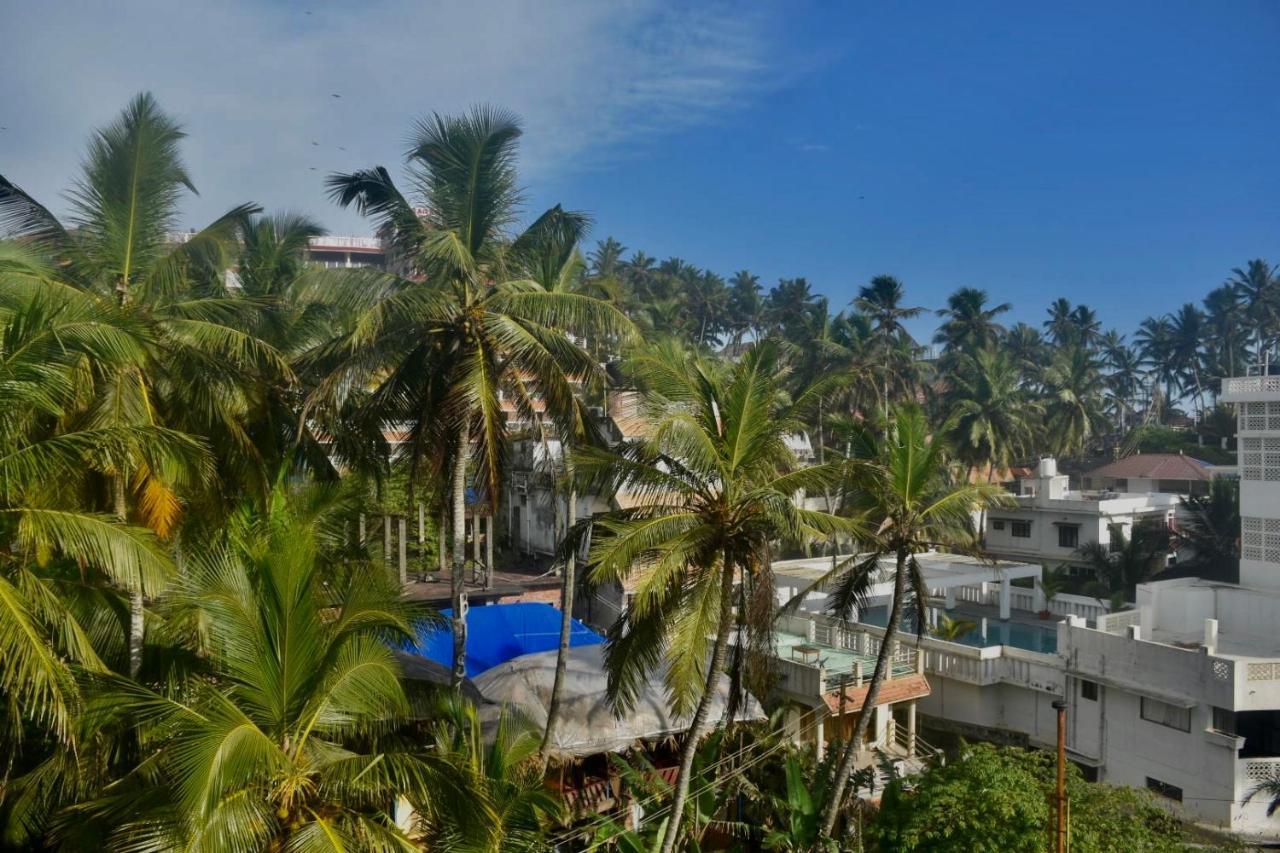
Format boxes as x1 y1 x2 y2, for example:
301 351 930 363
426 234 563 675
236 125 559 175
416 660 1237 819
775 630 915 679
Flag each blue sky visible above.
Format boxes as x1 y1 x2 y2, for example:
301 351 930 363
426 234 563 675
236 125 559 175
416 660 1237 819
534 2 1280 341
3 1 1277 341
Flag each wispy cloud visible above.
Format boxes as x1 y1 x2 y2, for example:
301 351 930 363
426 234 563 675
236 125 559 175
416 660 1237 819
0 0 789 232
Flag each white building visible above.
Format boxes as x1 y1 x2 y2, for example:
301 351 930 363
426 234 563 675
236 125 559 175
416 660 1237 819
983 457 1181 575
811 372 1275 840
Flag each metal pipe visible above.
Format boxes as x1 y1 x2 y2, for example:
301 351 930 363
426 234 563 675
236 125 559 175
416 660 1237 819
1054 696 1064 850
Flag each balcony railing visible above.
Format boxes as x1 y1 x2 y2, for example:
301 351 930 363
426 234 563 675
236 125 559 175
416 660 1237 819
1223 375 1280 396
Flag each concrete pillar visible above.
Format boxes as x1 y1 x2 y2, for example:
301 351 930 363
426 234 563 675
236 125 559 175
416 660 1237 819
806 619 817 643
999 575 1011 620
485 515 493 572
438 507 446 573
358 513 366 544
907 701 917 756
472 516 480 566
1204 618 1219 653
383 515 392 565
418 503 425 545
1128 624 1142 640
815 716 825 761
398 517 407 585
980 617 989 645
944 587 956 610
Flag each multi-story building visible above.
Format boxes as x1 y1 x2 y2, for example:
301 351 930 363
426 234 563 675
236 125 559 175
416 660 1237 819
303 234 387 269
812 372 1272 840
982 457 1181 575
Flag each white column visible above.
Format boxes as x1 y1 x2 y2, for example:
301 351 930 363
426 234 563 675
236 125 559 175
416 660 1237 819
472 516 480 565
1204 618 1219 654
384 515 392 565
815 716 825 761
485 515 493 571
999 576 1011 620
418 502 425 545
358 513 366 544
398 517 407 585
944 587 956 610
980 617 989 645
907 701 917 756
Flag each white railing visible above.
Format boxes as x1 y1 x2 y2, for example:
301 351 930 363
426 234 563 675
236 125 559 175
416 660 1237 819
1223 375 1280 396
309 235 383 251
1096 608 1142 635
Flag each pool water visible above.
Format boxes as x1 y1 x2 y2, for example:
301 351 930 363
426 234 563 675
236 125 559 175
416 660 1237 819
858 606 1058 654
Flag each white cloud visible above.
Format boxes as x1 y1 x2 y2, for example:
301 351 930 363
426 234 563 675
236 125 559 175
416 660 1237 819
0 0 787 233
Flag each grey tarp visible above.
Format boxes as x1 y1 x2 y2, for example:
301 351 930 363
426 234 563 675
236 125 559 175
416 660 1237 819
471 644 765 758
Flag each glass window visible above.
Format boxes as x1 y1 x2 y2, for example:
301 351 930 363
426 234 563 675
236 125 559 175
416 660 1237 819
1211 706 1236 736
1011 521 1032 538
992 519 1006 531
1058 525 1079 549
1145 777 1183 802
1140 697 1191 732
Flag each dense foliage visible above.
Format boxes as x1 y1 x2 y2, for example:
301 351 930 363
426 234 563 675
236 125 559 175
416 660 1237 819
0 91 1261 850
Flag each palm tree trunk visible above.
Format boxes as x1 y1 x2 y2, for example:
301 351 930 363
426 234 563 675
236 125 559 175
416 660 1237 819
450 421 469 689
657 555 736 853
819 549 908 840
114 475 144 680
542 477 576 756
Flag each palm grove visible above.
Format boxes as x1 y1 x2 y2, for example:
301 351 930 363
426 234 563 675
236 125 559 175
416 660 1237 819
0 94 1256 851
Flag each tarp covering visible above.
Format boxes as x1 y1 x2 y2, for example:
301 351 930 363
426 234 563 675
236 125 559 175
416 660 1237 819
401 602 604 678
473 644 766 758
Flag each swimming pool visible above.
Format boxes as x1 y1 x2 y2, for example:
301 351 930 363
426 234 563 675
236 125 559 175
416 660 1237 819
858 606 1058 654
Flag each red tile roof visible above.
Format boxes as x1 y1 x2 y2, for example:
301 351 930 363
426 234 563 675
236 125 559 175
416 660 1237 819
823 674 931 714
1085 453 1213 482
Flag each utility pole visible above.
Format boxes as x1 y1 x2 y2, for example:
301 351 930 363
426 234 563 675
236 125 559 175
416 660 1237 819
1052 697 1068 853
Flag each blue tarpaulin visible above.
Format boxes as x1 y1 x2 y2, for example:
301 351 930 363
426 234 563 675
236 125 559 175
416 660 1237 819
402 602 605 677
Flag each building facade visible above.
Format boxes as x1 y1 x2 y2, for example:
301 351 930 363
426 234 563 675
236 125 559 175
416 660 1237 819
982 457 1181 575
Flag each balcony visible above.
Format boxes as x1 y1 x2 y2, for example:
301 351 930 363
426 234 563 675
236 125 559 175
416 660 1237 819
1222 375 1280 402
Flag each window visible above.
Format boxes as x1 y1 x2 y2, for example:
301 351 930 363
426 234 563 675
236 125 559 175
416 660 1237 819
1107 523 1125 553
1211 707 1236 736
1145 777 1183 802
1141 697 1191 732
1113 478 1128 492
1080 679 1098 701
992 519 1006 531
1011 521 1032 538
1058 525 1079 549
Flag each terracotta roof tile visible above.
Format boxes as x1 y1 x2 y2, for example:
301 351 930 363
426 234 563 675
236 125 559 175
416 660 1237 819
1085 453 1213 483
823 673 931 714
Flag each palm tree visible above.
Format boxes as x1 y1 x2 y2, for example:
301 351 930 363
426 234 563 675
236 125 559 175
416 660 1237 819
1203 284 1247 381
1166 303 1207 422
422 696 563 851
1176 478 1239 582
0 249 189 757
0 93 276 677
1227 259 1279 361
932 614 977 642
1244 778 1280 821
1074 520 1170 598
933 287 1010 361
577 341 852 853
942 348 1041 482
321 107 632 687
1104 344 1143 433
1003 322 1046 385
727 270 763 345
815 406 1006 839
1044 298 1077 347
765 277 820 341
855 276 923 420
63 485 464 850
1042 347 1109 459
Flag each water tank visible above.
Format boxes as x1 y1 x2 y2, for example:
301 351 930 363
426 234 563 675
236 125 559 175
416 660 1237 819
1038 457 1057 478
